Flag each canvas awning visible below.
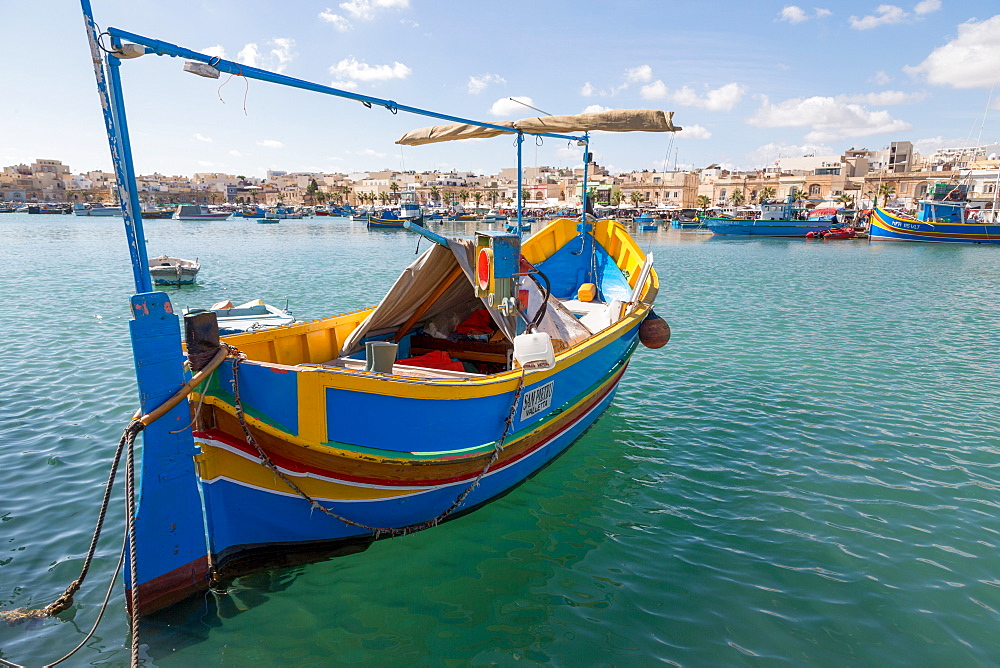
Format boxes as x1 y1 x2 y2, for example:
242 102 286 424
396 109 680 146
339 239 593 356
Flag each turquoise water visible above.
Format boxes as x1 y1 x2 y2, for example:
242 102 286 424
1 214 999 666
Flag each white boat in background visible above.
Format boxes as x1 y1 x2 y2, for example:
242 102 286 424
174 205 231 221
73 202 122 216
149 255 200 285
183 299 295 335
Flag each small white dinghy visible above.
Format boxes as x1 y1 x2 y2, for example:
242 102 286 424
149 255 200 285
184 299 295 335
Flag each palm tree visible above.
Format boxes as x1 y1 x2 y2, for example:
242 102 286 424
429 185 440 205
458 189 469 205
487 189 499 207
731 189 745 206
389 181 400 204
473 191 483 209
520 188 531 204
760 186 776 203
305 178 320 205
792 189 811 206
610 189 624 207
378 191 389 206
696 194 711 211
877 183 895 202
835 193 855 208
629 191 644 208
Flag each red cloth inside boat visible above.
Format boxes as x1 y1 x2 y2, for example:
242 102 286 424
455 309 494 335
395 349 465 372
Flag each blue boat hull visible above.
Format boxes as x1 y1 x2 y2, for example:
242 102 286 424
705 217 830 237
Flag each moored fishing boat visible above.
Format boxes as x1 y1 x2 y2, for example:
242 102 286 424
148 255 200 285
174 204 231 220
367 209 407 228
635 212 658 231
183 299 295 335
869 184 1000 244
705 196 829 237
34 5 680 641
73 202 122 216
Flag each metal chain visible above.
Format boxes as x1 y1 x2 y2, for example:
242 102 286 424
224 343 526 537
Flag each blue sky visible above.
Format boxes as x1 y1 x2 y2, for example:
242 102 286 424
3 1 999 178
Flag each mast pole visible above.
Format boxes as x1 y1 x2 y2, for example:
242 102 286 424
80 0 210 614
516 132 524 235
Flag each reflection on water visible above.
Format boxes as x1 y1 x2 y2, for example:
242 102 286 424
1 214 1000 665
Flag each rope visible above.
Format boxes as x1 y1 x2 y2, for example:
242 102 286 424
125 420 140 668
0 420 143 625
224 343 527 537
0 420 144 668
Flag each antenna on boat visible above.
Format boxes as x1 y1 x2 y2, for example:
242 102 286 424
507 98 554 117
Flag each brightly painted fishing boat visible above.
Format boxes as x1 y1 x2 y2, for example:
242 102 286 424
367 210 407 228
71 2 680 624
869 184 1000 244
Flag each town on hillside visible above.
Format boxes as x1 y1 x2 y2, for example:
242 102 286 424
3 140 1000 214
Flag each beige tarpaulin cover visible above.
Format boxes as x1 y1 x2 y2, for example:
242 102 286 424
339 243 472 356
395 121 516 146
396 109 679 146
339 239 594 357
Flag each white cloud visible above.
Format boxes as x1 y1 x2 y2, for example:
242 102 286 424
319 0 409 31
197 161 214 167
912 136 977 155
746 141 836 166
582 104 611 113
202 45 227 59
229 150 244 157
640 80 668 99
341 0 409 20
748 95 912 141
467 73 507 94
624 65 653 83
678 124 711 139
194 133 212 143
840 90 926 105
673 83 747 111
904 15 1000 89
232 40 294 73
778 6 808 23
871 70 892 85
777 6 831 22
489 96 533 117
330 79 361 91
913 0 941 15
269 38 295 74
330 57 411 82
849 5 907 30
257 139 285 149
581 82 595 97
348 148 387 158
236 43 259 67
319 10 351 30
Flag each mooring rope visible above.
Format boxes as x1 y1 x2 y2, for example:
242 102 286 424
224 343 527 537
0 419 144 668
0 347 227 665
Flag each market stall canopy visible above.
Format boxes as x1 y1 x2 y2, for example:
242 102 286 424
396 109 680 146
